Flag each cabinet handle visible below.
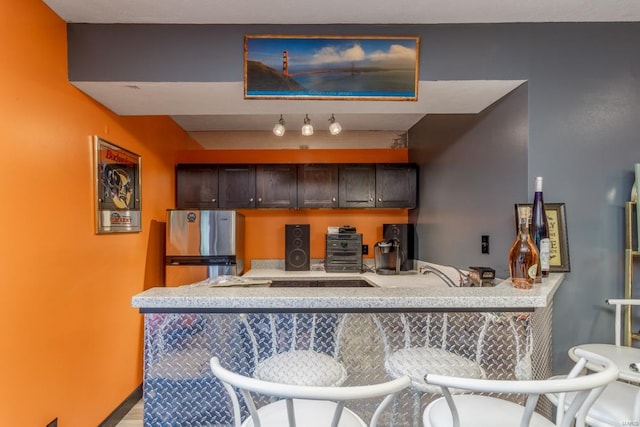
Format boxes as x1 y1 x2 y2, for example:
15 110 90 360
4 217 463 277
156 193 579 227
250 198 254 202
211 198 217 202
258 198 262 203
370 197 374 202
332 197 336 202
378 198 382 202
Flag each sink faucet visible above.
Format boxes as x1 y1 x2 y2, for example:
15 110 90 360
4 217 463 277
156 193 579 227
421 265 469 287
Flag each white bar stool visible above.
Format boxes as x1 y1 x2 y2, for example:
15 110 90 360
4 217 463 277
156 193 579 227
210 356 411 427
372 312 493 426
548 298 640 426
240 313 348 387
422 348 618 427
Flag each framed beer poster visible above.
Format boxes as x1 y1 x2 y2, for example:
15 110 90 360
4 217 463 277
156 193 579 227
94 136 141 233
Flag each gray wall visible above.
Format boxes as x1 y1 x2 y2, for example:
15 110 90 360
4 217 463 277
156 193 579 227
416 24 640 372
408 83 529 278
68 23 640 372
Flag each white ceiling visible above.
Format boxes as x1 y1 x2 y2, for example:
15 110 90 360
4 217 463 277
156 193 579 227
43 0 640 134
71 80 526 132
42 0 640 25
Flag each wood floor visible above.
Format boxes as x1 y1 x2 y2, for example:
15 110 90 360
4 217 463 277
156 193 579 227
115 400 143 426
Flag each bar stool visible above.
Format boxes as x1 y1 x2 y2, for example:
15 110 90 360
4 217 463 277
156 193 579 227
210 356 411 427
240 312 348 387
548 298 640 426
371 312 493 426
423 348 618 427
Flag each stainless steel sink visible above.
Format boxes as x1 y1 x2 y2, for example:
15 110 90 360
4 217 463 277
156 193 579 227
269 279 374 288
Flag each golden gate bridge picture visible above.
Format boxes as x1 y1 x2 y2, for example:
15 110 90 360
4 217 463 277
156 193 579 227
244 35 419 100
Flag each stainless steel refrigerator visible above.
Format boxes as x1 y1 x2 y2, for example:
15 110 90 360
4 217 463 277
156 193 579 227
165 210 245 286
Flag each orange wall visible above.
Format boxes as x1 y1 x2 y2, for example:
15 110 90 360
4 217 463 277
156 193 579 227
0 1 200 425
0 2 410 425
239 209 410 265
176 149 411 266
176 148 409 164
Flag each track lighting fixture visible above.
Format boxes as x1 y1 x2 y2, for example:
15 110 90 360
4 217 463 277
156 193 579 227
328 114 342 135
302 114 313 136
272 114 286 136
272 114 340 136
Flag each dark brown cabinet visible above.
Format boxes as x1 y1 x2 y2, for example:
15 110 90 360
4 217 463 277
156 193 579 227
297 164 339 208
256 164 297 208
375 163 417 208
176 164 219 208
175 162 417 209
339 164 376 208
219 164 256 208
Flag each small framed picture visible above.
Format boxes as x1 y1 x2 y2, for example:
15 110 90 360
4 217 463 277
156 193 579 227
94 136 141 233
514 203 570 272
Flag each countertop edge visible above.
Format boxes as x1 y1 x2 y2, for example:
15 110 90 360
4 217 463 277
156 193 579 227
132 270 564 311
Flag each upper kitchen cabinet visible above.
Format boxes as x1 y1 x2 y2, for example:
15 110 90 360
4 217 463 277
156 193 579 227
175 162 417 210
256 164 297 208
375 164 417 208
219 164 256 208
176 164 219 208
297 164 339 208
339 164 376 208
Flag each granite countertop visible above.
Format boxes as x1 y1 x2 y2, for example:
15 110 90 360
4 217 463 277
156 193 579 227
132 260 564 312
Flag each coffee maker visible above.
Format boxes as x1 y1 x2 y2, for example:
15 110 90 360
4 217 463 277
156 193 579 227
383 223 415 271
374 238 400 275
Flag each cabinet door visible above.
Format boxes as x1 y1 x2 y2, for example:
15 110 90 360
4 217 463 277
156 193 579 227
176 164 219 208
375 163 417 208
339 164 375 208
256 164 297 208
297 164 339 208
219 165 256 208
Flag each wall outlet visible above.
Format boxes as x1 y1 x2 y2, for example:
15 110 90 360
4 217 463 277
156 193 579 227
362 244 369 255
46 418 58 427
481 235 490 254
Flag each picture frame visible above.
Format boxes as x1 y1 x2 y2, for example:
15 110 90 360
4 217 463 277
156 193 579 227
635 163 640 250
244 35 420 100
94 136 141 234
514 203 571 272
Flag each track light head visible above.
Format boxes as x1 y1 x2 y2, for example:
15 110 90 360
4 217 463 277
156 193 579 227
273 114 286 136
328 114 342 135
302 114 313 136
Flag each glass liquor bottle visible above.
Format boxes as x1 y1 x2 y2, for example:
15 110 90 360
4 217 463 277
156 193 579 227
530 176 550 281
509 216 539 289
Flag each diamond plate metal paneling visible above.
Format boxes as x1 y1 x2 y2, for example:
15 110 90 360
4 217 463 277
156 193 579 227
142 309 550 427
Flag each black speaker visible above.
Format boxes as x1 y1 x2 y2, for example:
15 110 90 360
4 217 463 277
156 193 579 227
285 224 310 271
383 224 416 271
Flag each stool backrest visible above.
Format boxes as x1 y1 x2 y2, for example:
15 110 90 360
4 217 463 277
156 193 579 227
211 356 411 427
240 313 346 367
424 348 618 427
371 312 492 365
606 298 640 421
606 298 640 346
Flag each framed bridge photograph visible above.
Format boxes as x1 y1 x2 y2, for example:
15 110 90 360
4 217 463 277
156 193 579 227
244 35 420 100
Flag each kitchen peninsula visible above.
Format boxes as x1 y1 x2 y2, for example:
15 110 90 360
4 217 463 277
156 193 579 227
132 264 563 426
